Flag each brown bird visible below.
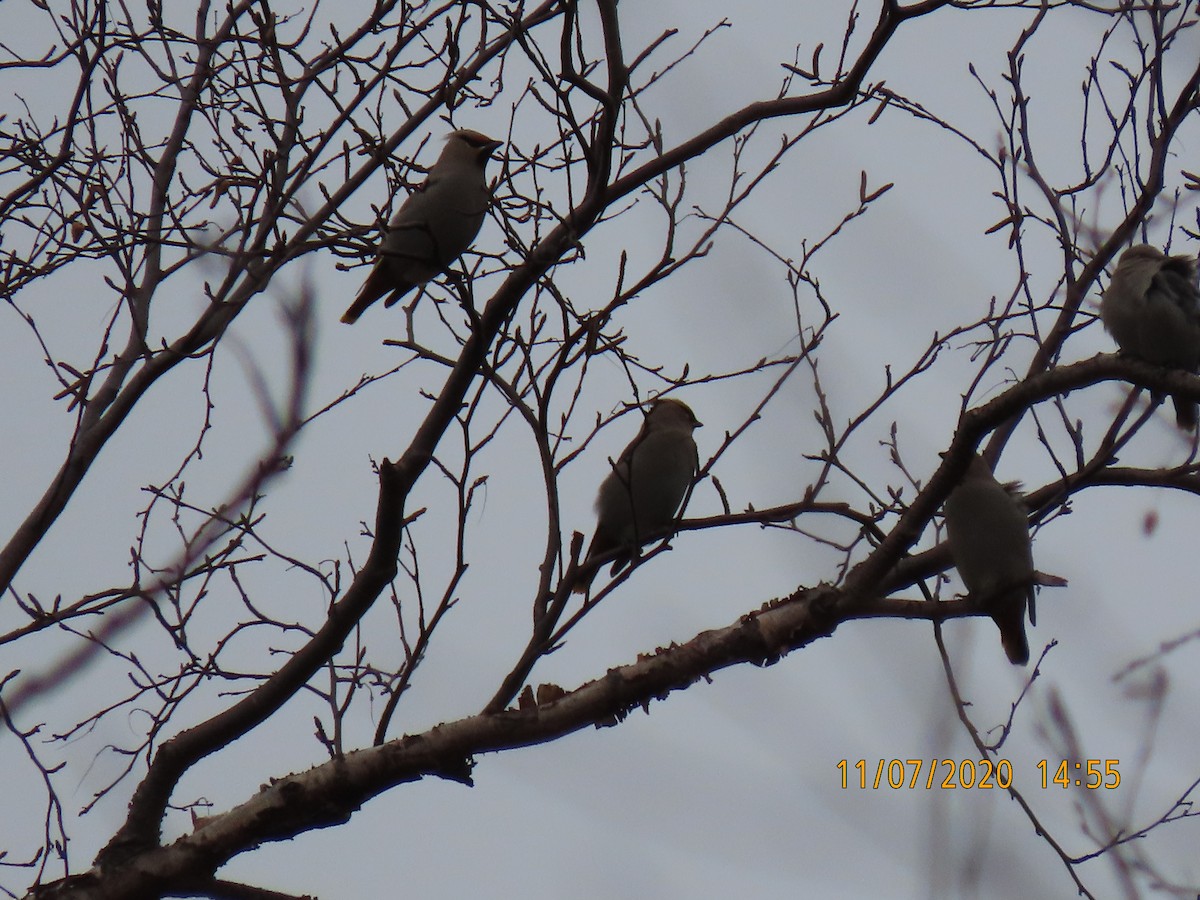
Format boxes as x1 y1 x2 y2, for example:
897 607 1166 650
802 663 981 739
341 129 502 324
573 399 702 594
1100 243 1200 429
943 454 1036 665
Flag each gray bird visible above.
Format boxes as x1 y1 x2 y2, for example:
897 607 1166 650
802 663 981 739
341 129 502 324
1100 243 1200 429
573 399 702 594
943 454 1036 665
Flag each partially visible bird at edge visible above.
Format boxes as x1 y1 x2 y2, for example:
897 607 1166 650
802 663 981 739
1100 243 1200 430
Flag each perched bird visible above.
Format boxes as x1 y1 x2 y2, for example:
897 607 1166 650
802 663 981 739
943 454 1036 666
341 129 502 324
573 399 702 594
1100 243 1200 429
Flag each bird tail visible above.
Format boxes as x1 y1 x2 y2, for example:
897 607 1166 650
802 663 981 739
341 268 415 323
571 534 633 594
1172 394 1198 430
571 561 598 594
340 292 376 324
993 610 1030 666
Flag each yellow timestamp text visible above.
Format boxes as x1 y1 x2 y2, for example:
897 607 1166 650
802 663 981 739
835 759 1121 790
837 758 1013 790
1037 758 1121 789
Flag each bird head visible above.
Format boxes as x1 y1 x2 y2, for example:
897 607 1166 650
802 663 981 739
443 129 503 166
1118 244 1165 267
645 398 702 432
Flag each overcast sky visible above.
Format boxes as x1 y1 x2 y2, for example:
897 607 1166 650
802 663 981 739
3 2 1200 898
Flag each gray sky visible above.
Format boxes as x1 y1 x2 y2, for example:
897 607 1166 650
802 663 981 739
3 2 1200 898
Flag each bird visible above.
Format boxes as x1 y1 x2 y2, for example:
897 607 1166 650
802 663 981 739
572 398 702 594
340 129 502 324
1100 243 1200 429
942 454 1036 665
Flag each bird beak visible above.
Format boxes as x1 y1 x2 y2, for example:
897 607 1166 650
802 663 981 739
484 139 502 156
